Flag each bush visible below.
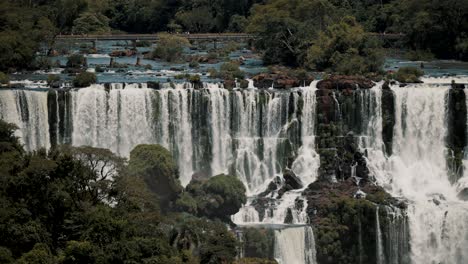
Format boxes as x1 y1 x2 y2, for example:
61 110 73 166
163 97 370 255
152 34 190 62
47 74 60 87
73 72 97 87
189 74 201 83
66 54 87 68
189 61 199 68
393 67 424 83
0 72 9 85
211 61 245 80
128 144 183 211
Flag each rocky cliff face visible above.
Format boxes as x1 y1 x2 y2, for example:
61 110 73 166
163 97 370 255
305 76 410 264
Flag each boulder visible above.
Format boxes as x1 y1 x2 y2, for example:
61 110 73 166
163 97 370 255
147 81 160 89
283 169 303 190
317 75 374 90
458 188 468 201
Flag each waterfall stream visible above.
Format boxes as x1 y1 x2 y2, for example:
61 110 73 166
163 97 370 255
274 226 317 264
2 80 468 263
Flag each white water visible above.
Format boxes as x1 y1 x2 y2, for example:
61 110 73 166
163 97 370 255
232 83 319 225
368 84 468 264
0 89 50 151
274 226 317 264
376 206 385 264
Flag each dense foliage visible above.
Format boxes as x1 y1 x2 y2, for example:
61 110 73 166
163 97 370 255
1 0 467 71
0 119 247 263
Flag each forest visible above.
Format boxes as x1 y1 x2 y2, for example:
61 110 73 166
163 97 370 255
1 0 467 73
0 119 252 263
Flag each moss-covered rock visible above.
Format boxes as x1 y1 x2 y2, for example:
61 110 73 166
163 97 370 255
304 180 408 264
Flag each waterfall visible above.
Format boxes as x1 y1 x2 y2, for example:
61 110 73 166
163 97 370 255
0 83 317 193
232 84 319 225
369 84 468 264
376 206 385 264
274 226 317 264
0 89 50 151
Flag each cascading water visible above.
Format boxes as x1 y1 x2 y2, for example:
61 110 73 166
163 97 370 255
376 206 385 264
0 89 50 151
0 82 319 264
274 226 317 264
369 84 468 264
232 83 320 226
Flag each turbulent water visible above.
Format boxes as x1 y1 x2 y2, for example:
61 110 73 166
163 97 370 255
274 226 317 264
369 84 468 264
2 80 468 263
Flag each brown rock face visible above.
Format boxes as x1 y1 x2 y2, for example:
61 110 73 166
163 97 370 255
252 70 314 89
317 75 374 90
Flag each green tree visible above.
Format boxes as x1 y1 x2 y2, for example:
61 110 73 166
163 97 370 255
152 34 190 62
179 174 247 221
175 6 217 33
72 12 111 34
306 16 383 75
128 144 183 211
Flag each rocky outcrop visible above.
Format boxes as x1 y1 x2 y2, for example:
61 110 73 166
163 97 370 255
304 179 409 264
252 68 314 89
317 75 374 90
109 49 136 57
382 82 396 156
446 87 467 183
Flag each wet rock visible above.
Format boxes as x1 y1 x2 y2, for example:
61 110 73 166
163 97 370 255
457 188 468 201
317 75 374 90
284 208 294 224
451 80 465 89
147 81 160 89
109 49 136 57
252 69 314 89
283 169 303 190
382 86 396 156
259 176 282 197
191 168 211 182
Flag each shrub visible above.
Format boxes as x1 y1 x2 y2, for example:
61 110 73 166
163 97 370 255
0 72 9 85
218 61 245 80
189 61 199 68
393 67 424 83
47 74 60 87
73 72 97 87
152 34 190 62
189 74 201 83
66 54 87 68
